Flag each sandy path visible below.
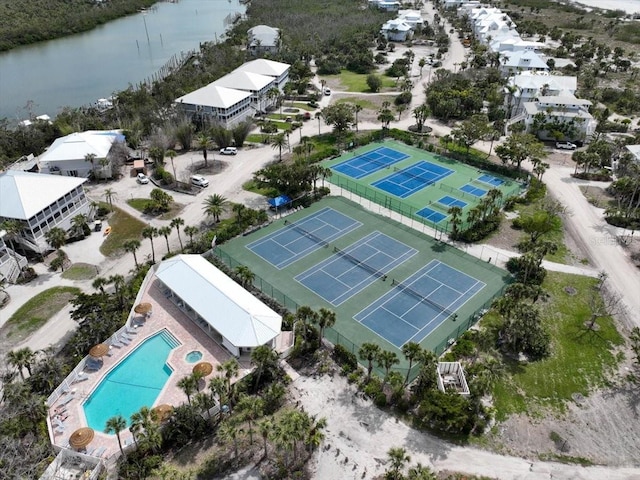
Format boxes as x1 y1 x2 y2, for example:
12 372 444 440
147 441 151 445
294 373 640 480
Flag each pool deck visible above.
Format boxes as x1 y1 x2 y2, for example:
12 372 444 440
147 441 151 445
47 274 292 460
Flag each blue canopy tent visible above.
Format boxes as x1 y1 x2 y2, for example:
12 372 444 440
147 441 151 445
267 195 292 212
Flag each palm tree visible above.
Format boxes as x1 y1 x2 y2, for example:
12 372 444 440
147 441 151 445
158 226 172 254
448 205 463 238
218 418 242 459
315 307 336 348
108 274 126 308
257 417 273 458
250 344 279 388
84 153 97 179
71 214 89 238
237 395 264 445
123 239 141 268
0 219 24 257
183 225 199 247
92 276 108 294
6 347 36 379
386 447 411 480
209 376 228 422
196 132 213 168
295 306 318 343
232 203 247 224
202 194 228 223
377 350 399 379
170 217 185 252
401 342 422 386
407 463 437 480
45 227 66 251
217 358 240 407
141 226 158 263
105 414 127 456
177 374 198 405
358 342 381 381
166 149 178 180
271 133 288 162
194 391 216 423
104 188 117 211
234 265 255 288
353 104 363 132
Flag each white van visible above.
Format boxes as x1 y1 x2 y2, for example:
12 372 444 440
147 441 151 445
191 175 209 187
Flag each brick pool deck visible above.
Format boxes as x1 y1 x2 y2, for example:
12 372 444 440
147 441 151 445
48 276 292 459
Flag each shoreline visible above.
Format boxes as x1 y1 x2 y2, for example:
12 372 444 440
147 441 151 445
564 0 640 14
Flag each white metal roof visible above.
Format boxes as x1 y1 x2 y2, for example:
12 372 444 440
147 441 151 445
235 59 290 78
38 130 119 163
213 70 275 92
0 170 86 220
155 255 282 347
626 145 640 160
247 25 279 47
175 84 252 109
510 72 577 92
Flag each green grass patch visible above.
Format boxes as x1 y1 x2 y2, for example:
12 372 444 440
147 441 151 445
61 263 98 280
291 102 316 111
242 179 278 197
335 97 379 111
126 198 183 220
99 205 147 257
1 287 81 341
246 133 272 144
492 271 624 419
538 453 594 467
323 70 396 93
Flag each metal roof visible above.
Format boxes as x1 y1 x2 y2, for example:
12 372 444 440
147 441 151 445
155 255 282 347
175 84 252 109
38 130 121 163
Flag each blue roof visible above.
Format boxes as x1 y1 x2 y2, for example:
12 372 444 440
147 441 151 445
267 195 291 207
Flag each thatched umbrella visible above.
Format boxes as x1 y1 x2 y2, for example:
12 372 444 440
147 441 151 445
192 362 213 377
69 427 94 450
89 343 109 358
134 302 152 315
151 404 173 422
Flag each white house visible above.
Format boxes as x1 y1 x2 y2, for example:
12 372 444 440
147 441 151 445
506 72 578 117
500 50 548 76
624 145 640 165
0 230 28 284
0 171 90 254
381 19 414 42
155 255 283 357
247 25 280 55
234 59 290 91
521 95 596 142
398 10 425 30
212 70 277 114
175 85 253 128
369 0 401 12
38 130 124 179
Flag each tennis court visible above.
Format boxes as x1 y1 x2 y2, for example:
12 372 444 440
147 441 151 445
477 174 504 187
460 183 487 197
372 161 454 198
246 207 362 269
332 146 409 179
295 231 417 306
354 260 485 348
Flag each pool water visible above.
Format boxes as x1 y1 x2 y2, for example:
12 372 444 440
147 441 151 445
185 350 203 363
83 330 181 431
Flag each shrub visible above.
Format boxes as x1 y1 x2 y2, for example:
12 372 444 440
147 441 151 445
394 91 412 105
333 344 358 371
374 391 387 407
506 256 547 285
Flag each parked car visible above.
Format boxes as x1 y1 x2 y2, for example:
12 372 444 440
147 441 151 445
136 173 149 184
324 88 331 96
556 141 577 150
219 147 237 155
190 175 209 187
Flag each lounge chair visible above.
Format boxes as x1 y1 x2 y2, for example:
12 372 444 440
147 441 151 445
53 417 65 428
120 331 134 340
57 393 75 407
110 339 123 348
54 425 65 435
125 326 138 335
72 373 88 384
93 446 107 458
118 335 131 345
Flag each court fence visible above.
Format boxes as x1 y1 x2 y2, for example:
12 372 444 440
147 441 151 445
211 247 508 383
327 170 525 235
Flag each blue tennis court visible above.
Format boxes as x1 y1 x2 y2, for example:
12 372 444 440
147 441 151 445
460 184 487 197
246 208 362 269
355 260 486 348
415 207 447 223
477 174 504 187
372 161 454 198
332 147 409 179
438 195 467 208
295 231 417 306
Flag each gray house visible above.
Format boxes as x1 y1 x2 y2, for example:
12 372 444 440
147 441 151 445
247 25 280 55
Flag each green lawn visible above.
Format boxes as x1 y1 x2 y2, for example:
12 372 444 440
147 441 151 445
335 98 380 111
242 179 278 197
1 286 81 341
514 198 568 264
126 198 183 220
290 102 316 111
491 271 624 419
322 70 397 92
246 133 272 144
99 205 147 256
61 263 98 280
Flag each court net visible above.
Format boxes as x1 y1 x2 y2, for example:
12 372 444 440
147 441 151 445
361 154 394 169
393 167 436 186
284 220 329 247
333 246 387 280
392 279 455 317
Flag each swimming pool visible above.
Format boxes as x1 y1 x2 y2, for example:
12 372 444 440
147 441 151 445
83 329 181 431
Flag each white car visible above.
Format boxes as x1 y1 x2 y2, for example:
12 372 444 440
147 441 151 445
556 141 577 150
136 173 149 184
324 88 331 96
219 147 237 155
190 175 209 187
